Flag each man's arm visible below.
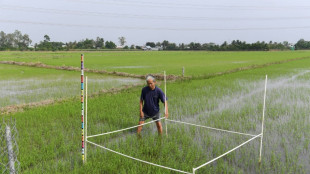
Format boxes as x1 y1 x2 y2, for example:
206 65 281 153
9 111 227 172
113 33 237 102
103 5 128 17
140 100 144 118
165 101 169 118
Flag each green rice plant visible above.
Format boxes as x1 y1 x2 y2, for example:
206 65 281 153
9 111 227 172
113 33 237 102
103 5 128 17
2 52 310 173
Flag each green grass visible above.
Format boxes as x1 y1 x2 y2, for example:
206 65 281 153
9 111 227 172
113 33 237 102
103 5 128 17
1 51 310 77
0 64 142 108
2 55 310 173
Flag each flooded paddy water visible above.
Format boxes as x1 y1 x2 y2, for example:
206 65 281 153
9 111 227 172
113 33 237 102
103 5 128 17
0 64 143 108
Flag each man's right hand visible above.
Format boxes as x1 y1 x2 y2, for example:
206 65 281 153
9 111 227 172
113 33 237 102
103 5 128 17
140 112 144 118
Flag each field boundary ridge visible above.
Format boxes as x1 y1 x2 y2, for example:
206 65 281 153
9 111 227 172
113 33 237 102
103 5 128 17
0 61 179 80
192 56 310 80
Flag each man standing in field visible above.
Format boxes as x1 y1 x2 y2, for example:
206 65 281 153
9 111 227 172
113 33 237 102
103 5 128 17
137 75 168 135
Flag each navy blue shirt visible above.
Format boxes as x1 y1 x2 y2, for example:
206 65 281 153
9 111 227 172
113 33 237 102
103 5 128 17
140 86 166 116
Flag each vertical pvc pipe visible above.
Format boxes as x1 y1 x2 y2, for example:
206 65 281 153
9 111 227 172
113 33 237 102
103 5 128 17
85 76 87 162
192 168 196 174
259 75 267 163
5 125 16 174
164 71 167 136
81 54 85 163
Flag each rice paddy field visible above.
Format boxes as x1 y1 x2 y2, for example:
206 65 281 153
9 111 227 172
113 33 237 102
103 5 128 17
1 51 310 173
1 51 310 77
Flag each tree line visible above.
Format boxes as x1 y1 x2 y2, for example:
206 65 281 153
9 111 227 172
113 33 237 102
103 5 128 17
1 30 309 51
0 30 32 51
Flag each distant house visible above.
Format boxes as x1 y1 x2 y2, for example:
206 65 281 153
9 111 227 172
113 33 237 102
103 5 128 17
116 45 124 49
143 46 152 50
28 45 35 49
143 46 163 51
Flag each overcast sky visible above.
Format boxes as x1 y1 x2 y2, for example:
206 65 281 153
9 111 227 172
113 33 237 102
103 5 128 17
1 0 310 45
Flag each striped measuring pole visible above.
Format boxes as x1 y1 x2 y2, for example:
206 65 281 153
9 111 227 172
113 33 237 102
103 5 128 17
81 54 85 162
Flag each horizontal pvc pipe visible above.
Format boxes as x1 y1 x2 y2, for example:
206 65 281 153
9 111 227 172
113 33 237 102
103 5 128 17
166 119 257 137
87 117 165 138
193 133 262 171
87 140 191 174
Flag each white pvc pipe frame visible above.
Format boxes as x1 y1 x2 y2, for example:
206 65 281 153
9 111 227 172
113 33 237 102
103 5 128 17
83 72 268 174
164 71 168 136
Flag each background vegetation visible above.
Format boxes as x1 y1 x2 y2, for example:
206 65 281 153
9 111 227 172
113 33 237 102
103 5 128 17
2 30 310 51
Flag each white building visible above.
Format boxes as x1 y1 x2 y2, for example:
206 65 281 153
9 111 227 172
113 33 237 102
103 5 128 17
143 46 163 51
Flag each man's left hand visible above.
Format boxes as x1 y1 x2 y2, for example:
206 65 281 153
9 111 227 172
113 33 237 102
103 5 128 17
165 113 169 119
